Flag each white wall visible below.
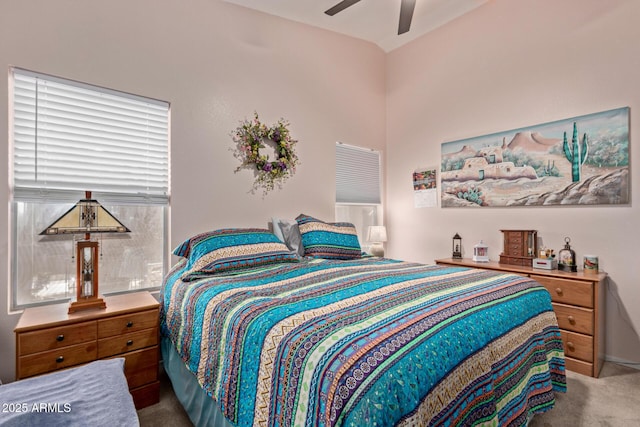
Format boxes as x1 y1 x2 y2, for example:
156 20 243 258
0 0 386 382
386 0 640 364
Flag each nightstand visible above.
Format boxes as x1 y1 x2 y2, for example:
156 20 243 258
14 291 160 409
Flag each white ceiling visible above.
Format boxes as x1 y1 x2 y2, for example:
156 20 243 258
223 0 489 52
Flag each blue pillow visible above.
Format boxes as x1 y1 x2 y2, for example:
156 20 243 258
296 214 361 260
173 228 298 280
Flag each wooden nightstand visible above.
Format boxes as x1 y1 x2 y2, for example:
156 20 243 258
14 291 160 409
435 258 606 378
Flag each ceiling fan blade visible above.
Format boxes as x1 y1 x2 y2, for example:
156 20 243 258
325 0 362 16
398 0 416 35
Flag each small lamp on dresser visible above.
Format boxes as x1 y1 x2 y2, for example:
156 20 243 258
452 233 463 259
367 225 387 257
473 240 489 262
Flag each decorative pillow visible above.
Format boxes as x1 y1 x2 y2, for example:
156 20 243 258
296 214 362 260
271 217 304 257
173 228 298 280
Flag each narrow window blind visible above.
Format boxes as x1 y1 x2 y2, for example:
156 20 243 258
12 68 169 203
336 143 381 204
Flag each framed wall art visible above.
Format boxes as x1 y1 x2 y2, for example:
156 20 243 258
440 107 629 207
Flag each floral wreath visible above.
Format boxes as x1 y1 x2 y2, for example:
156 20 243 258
232 112 300 195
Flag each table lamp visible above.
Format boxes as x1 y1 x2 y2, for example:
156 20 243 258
367 225 387 257
40 191 130 313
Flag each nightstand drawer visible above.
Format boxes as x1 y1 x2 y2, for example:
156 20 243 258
98 328 158 358
17 342 97 378
98 309 158 338
561 331 593 363
17 321 97 356
532 275 593 308
119 347 159 389
553 303 593 335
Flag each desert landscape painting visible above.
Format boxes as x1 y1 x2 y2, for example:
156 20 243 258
440 107 629 207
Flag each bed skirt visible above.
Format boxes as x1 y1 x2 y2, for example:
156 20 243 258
161 337 232 427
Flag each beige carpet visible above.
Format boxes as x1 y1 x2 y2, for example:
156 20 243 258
529 362 640 427
138 362 640 426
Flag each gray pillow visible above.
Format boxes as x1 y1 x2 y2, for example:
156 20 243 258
272 218 304 257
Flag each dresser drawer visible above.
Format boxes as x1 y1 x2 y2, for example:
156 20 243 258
17 321 97 356
532 275 594 308
560 331 593 363
98 309 158 338
553 303 594 335
118 347 159 389
17 342 97 378
98 328 158 358
564 357 594 377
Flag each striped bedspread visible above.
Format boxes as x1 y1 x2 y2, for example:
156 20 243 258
161 257 565 427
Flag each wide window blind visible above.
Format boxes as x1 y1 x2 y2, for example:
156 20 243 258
336 143 381 204
12 68 169 203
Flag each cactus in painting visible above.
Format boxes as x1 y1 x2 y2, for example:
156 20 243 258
456 186 484 205
563 122 589 182
542 159 557 176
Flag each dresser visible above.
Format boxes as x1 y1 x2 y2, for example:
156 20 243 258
435 258 606 377
15 291 160 409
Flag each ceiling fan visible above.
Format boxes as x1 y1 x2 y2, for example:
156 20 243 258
324 0 417 35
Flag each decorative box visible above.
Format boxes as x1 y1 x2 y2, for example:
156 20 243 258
533 258 557 270
499 229 537 267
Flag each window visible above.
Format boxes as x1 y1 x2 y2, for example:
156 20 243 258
10 68 170 309
335 143 382 251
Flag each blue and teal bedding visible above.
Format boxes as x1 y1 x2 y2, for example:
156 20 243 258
161 257 565 427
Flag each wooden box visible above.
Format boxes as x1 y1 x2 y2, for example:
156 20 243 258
499 229 537 266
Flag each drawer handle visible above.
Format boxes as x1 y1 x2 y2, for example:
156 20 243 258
126 340 134 346
126 321 134 328
566 342 575 352
567 315 576 325
56 334 64 342
56 356 64 363
555 288 563 296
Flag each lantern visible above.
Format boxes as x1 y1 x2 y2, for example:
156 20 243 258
452 233 462 259
558 237 577 272
473 240 489 262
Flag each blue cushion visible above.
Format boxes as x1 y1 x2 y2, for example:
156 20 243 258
296 214 361 260
174 228 298 280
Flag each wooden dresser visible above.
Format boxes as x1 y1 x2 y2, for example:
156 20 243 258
435 258 606 377
15 291 160 409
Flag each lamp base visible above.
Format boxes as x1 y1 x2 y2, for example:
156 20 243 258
68 296 106 314
370 243 385 257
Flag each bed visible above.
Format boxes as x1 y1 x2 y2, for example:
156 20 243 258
0 358 139 427
160 217 566 427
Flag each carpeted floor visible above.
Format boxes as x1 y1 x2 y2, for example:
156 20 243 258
138 362 640 426
529 362 640 427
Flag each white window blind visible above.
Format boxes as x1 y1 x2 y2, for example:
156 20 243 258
336 143 381 204
10 67 169 309
12 68 169 203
